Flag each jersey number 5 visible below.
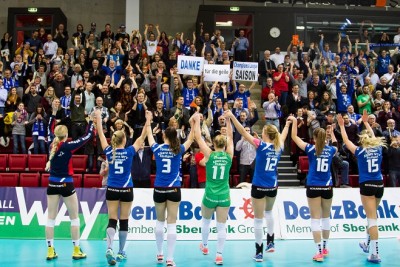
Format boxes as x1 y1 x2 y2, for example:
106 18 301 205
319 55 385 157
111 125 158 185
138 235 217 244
161 159 171 173
115 161 123 174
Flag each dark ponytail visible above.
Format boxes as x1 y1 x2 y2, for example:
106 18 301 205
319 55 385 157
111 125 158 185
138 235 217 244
164 127 181 154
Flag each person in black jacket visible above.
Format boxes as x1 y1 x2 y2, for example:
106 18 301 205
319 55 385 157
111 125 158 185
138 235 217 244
131 143 153 188
258 50 276 88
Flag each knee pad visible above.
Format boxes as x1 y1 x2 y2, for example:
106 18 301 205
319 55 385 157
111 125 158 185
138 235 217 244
367 218 377 229
71 218 80 227
217 222 226 239
119 219 128 231
107 219 118 230
46 219 55 228
254 218 263 230
311 218 320 232
167 223 176 235
321 217 330 231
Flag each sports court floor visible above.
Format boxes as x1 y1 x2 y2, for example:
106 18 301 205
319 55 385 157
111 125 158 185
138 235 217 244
1 238 399 266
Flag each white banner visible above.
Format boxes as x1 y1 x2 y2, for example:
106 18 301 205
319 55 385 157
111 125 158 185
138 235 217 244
123 188 400 240
127 189 281 240
232 61 258 81
203 64 231 82
177 55 204 76
277 188 400 239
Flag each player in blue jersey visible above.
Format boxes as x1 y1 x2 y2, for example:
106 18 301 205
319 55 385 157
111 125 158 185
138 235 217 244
95 110 151 265
44 113 95 261
226 110 291 262
338 110 387 264
289 116 337 262
146 113 195 267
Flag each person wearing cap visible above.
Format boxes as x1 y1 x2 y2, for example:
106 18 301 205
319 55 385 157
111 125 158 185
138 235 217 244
115 24 129 41
337 33 352 63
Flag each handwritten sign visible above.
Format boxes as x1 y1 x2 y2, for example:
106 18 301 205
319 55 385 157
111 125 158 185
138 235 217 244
203 64 231 82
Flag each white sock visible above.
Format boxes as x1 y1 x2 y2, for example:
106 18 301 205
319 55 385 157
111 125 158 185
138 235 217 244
72 239 80 247
201 218 211 247
254 218 263 246
370 240 379 255
264 210 274 236
167 223 177 261
155 220 165 255
316 242 322 254
365 231 370 246
216 222 226 255
46 239 54 247
322 239 328 250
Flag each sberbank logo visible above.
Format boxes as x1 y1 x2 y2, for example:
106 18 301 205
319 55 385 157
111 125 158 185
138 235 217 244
284 200 398 220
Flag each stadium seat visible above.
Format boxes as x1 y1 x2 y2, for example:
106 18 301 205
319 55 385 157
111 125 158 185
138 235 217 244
73 174 82 188
0 154 8 171
83 174 102 188
231 174 239 187
298 156 309 174
0 173 19 186
27 154 47 172
348 175 359 187
19 173 40 187
182 174 190 188
230 156 238 174
71 155 88 173
150 174 156 188
41 173 50 187
8 154 27 172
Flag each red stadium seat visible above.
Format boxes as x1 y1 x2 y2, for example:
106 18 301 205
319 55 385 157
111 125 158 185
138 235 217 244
298 156 309 174
230 156 238 174
83 174 102 188
231 175 239 187
41 173 50 187
28 154 47 172
19 173 40 187
73 174 82 188
348 175 359 187
150 174 156 188
8 154 27 172
182 174 190 188
0 173 19 186
72 155 88 173
0 154 8 172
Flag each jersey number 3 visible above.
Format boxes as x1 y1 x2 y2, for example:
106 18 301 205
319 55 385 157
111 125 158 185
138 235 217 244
161 159 171 173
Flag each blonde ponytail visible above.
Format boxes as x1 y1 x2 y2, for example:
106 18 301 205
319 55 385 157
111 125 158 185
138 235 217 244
263 125 282 152
46 125 68 171
110 130 126 164
313 128 326 156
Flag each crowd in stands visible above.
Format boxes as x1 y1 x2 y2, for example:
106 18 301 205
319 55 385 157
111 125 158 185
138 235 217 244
0 21 400 188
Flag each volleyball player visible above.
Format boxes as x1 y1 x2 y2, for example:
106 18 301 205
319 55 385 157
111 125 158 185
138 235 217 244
146 113 195 267
338 110 386 264
45 113 95 261
226 110 291 262
193 113 233 265
289 116 337 262
95 110 151 265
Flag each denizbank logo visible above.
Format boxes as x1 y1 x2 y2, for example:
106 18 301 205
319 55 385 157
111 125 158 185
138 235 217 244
284 200 398 220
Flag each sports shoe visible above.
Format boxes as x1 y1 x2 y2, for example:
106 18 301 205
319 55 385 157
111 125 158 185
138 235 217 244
166 260 176 267
215 254 223 265
116 251 127 262
253 253 263 262
312 253 324 262
46 246 58 261
72 246 87 260
200 243 209 255
106 248 116 265
367 254 381 264
265 242 275 253
156 254 164 264
359 241 369 253
322 248 329 257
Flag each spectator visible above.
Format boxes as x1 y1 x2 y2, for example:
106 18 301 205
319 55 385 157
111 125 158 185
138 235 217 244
233 29 249 62
43 34 58 59
29 104 48 154
258 50 276 88
131 143 153 188
11 102 28 154
235 126 256 183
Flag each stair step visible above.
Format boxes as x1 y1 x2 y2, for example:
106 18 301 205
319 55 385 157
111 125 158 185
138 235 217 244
278 179 301 186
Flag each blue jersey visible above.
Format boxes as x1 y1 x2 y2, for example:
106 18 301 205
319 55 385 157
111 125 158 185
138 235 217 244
152 143 185 187
105 146 136 188
232 91 250 109
182 87 199 108
355 146 383 183
305 144 336 186
252 140 282 188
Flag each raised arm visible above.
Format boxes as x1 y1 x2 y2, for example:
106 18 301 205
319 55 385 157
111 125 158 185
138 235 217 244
225 117 234 158
193 113 212 158
337 114 357 154
280 118 292 143
95 110 108 150
183 113 196 151
145 110 156 147
133 111 152 151
288 115 307 151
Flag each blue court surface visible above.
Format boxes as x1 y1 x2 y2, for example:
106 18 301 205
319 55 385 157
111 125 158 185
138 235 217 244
1 238 400 267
